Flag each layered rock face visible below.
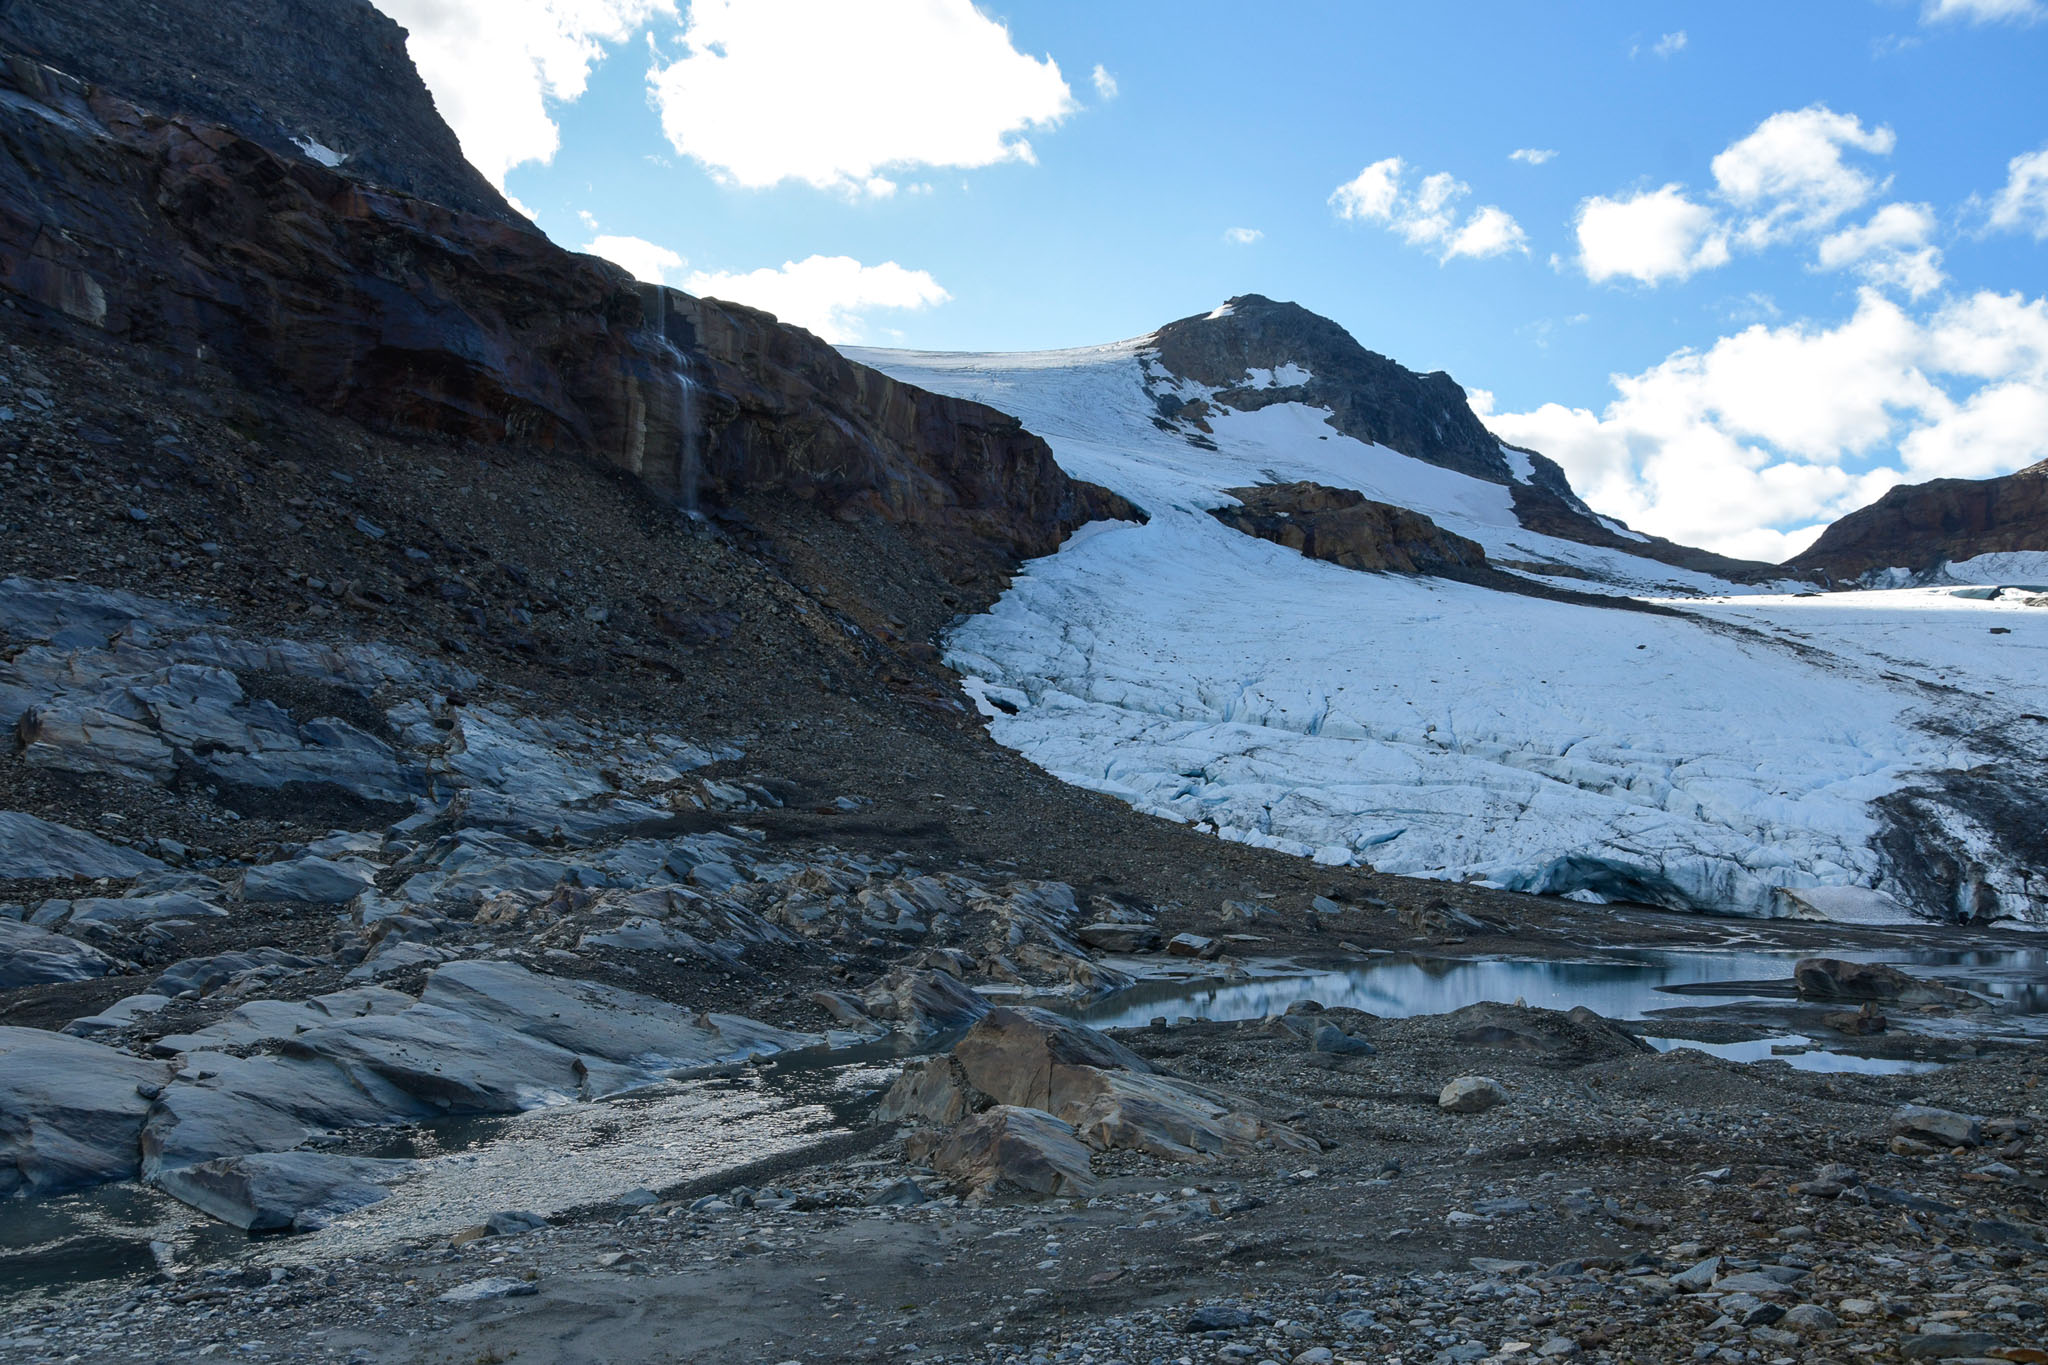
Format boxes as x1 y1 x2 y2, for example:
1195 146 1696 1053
1789 460 2048 583
0 0 516 224
1151 295 1510 483
1210 482 1489 576
0 56 1136 589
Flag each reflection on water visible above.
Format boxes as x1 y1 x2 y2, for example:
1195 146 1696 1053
1070 946 2048 1032
1642 1035 1942 1074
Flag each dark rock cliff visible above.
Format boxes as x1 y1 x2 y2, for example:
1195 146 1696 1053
1210 482 1489 577
0 54 1136 588
0 0 517 225
1788 461 2048 583
1150 295 1511 484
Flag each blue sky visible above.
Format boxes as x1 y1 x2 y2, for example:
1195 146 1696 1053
372 1 2048 559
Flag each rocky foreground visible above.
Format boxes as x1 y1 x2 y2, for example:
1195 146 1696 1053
3 996 2042 1365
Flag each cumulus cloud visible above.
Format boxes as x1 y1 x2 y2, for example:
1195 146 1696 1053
1817 203 1946 298
1483 288 2048 558
1223 227 1263 245
1711 106 1896 247
1091 64 1118 99
1984 145 2048 238
1653 30 1689 56
1575 185 1730 285
1328 158 1529 263
1921 0 2043 22
683 254 950 343
1575 106 1931 290
647 0 1074 196
582 233 687 285
1509 148 1557 165
373 0 674 189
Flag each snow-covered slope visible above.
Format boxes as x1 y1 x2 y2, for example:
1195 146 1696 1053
845 335 2048 926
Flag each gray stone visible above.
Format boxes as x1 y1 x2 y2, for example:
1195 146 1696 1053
63 993 171 1036
1537 1339 1580 1359
1312 1025 1376 1056
0 811 162 880
1184 1304 1255 1332
0 1027 172 1196
1891 1104 1982 1147
864 1178 929 1207
153 1151 413 1231
63 891 227 929
436 1276 538 1304
140 1050 432 1176
1781 1304 1838 1331
1713 1271 1802 1294
0 916 115 988
149 948 319 999
241 855 378 904
1074 922 1162 953
1671 1255 1720 1291
1166 932 1217 958
486 1209 547 1235
1438 1075 1507 1113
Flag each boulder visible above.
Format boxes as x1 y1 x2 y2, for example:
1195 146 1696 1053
856 967 991 1036
0 916 115 989
1823 1002 1887 1035
875 1056 984 1127
1793 958 1976 1007
0 1026 172 1196
241 855 378 904
62 891 228 929
153 1151 414 1231
1312 1025 1376 1056
1060 1066 1315 1161
931 1105 1096 1199
1439 1076 1508 1114
1166 933 1218 958
1891 1104 1982 1148
951 1007 1153 1113
437 1277 539 1304
140 1051 432 1176
1073 922 1162 953
0 811 162 880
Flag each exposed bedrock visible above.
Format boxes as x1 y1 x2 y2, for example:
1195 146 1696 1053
1210 482 1490 576
0 56 1137 590
1789 460 2048 584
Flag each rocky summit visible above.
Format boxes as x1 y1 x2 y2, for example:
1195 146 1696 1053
0 5 2043 1365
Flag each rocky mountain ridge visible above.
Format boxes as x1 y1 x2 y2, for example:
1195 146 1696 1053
1790 459 2048 584
1144 296 1793 585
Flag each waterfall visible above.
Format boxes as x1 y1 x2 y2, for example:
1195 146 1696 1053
675 361 702 517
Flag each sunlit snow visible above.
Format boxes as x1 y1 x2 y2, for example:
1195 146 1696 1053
846 338 2048 923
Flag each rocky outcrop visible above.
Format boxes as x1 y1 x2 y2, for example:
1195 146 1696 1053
1789 461 2048 584
0 55 1137 589
0 0 517 224
1151 296 1511 483
1210 482 1490 576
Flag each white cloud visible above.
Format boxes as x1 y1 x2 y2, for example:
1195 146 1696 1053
1091 64 1118 99
1984 145 2048 238
1576 106 1920 289
682 254 950 343
1328 157 1529 263
1921 0 2044 22
1816 202 1946 298
1509 147 1557 165
1575 185 1730 285
373 0 674 189
1483 289 2048 557
1223 227 1263 245
582 233 687 285
647 0 1074 196
1711 105 1895 247
1445 205 1530 260
1654 30 1689 56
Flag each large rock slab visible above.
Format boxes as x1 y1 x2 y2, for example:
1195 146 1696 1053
241 855 378 904
141 1051 432 1175
0 916 115 988
0 1026 171 1196
1793 958 1980 1008
931 1105 1096 1199
153 1151 415 1231
0 812 161 880
951 1006 1154 1113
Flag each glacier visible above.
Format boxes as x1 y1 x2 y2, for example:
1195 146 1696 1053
845 337 2048 926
